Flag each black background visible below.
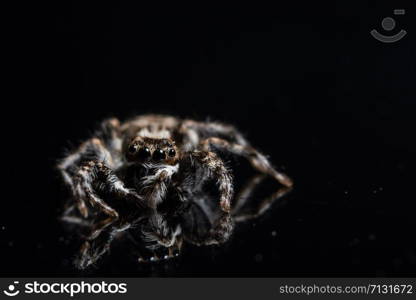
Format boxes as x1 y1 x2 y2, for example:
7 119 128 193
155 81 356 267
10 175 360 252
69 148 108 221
1 2 416 276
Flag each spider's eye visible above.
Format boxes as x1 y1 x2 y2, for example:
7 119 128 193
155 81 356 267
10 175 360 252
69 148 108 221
153 149 166 161
137 147 151 160
168 149 176 157
128 145 136 153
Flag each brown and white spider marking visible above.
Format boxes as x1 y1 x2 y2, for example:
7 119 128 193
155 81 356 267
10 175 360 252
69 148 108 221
58 115 292 267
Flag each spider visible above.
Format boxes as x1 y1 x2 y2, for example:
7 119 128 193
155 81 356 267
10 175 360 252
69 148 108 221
58 115 292 268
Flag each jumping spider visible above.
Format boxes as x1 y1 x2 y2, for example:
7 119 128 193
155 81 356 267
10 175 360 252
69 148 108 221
58 115 292 268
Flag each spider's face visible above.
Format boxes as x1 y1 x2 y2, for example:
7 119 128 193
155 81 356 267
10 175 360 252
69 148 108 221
125 137 179 165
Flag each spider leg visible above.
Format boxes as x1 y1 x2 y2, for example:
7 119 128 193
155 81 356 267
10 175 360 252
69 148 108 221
176 151 234 244
233 185 291 223
70 160 142 241
180 120 292 186
182 205 234 246
58 120 141 218
77 238 111 269
203 212 234 245
140 164 178 209
94 118 122 155
60 204 91 226
231 174 266 213
179 120 248 147
88 215 118 240
76 221 132 269
181 151 234 213
76 229 113 269
73 161 122 218
200 137 293 187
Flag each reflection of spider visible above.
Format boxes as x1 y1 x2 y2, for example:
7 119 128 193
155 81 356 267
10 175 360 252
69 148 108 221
58 115 292 269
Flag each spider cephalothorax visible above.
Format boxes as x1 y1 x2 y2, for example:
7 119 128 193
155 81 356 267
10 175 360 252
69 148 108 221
58 114 292 268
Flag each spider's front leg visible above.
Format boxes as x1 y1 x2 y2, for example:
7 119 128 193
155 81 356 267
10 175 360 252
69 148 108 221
73 160 123 218
177 151 234 244
58 119 142 218
139 164 179 209
181 151 234 213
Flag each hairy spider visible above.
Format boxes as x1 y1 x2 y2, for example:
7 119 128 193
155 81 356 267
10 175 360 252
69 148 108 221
58 115 292 268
